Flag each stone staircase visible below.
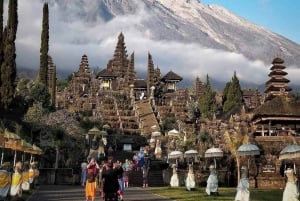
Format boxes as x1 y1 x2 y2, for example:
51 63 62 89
135 100 160 137
96 92 140 135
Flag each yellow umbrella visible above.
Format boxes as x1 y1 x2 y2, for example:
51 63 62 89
32 144 43 155
3 129 22 166
3 129 21 140
0 133 4 165
0 133 4 147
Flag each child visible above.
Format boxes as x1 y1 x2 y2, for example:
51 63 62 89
85 173 96 201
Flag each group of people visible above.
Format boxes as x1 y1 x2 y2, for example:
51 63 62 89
81 156 147 201
81 158 123 201
0 161 39 200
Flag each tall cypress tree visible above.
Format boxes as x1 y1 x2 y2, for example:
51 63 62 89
0 0 18 109
39 3 49 87
223 71 243 112
0 0 3 99
198 74 217 118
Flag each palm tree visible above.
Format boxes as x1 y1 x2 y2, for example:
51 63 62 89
223 118 249 183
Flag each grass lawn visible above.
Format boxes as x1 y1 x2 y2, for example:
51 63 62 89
148 187 283 201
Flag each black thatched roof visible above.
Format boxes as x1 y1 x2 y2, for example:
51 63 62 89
265 77 290 84
272 57 284 64
134 79 147 89
243 89 258 96
96 69 116 78
161 70 183 82
264 85 292 93
270 65 285 70
268 71 287 76
253 95 300 118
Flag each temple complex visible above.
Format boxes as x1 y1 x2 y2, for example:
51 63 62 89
250 57 300 189
54 33 300 189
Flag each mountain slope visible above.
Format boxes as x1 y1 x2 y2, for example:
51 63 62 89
49 0 300 67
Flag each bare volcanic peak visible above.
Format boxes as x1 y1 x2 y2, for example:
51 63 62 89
47 0 300 68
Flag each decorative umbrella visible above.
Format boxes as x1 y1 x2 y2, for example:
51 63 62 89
4 129 21 166
0 133 4 165
205 147 223 168
168 150 183 159
100 130 108 137
102 124 110 130
279 144 300 160
0 133 4 147
237 143 260 169
168 129 179 137
279 144 300 173
184 149 198 165
88 127 101 136
237 144 260 156
151 131 161 137
168 150 183 166
184 149 198 158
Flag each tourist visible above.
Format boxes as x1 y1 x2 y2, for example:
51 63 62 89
101 159 123 201
117 161 125 201
81 161 88 186
185 163 195 191
85 158 99 201
0 162 11 200
234 165 250 201
170 164 179 187
142 164 149 188
122 159 131 188
206 165 218 196
282 167 299 201
10 161 23 198
137 148 145 171
132 153 138 170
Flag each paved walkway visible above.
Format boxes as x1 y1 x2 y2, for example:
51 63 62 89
27 185 173 201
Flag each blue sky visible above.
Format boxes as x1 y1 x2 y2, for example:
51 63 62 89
201 0 300 44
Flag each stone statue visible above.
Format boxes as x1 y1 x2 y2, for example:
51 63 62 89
282 168 299 201
234 166 250 201
206 165 218 196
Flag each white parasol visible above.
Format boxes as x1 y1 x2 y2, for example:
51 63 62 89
168 150 183 166
279 144 300 173
168 129 179 137
184 149 198 158
205 147 223 158
279 144 300 160
205 147 223 168
237 143 260 169
168 150 183 159
237 144 260 156
151 131 161 137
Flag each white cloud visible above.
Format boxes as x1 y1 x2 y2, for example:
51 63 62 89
13 0 300 88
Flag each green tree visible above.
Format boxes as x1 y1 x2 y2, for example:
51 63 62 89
38 3 49 87
28 82 51 108
161 115 177 134
198 74 217 118
0 0 18 109
223 71 243 112
0 0 3 79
